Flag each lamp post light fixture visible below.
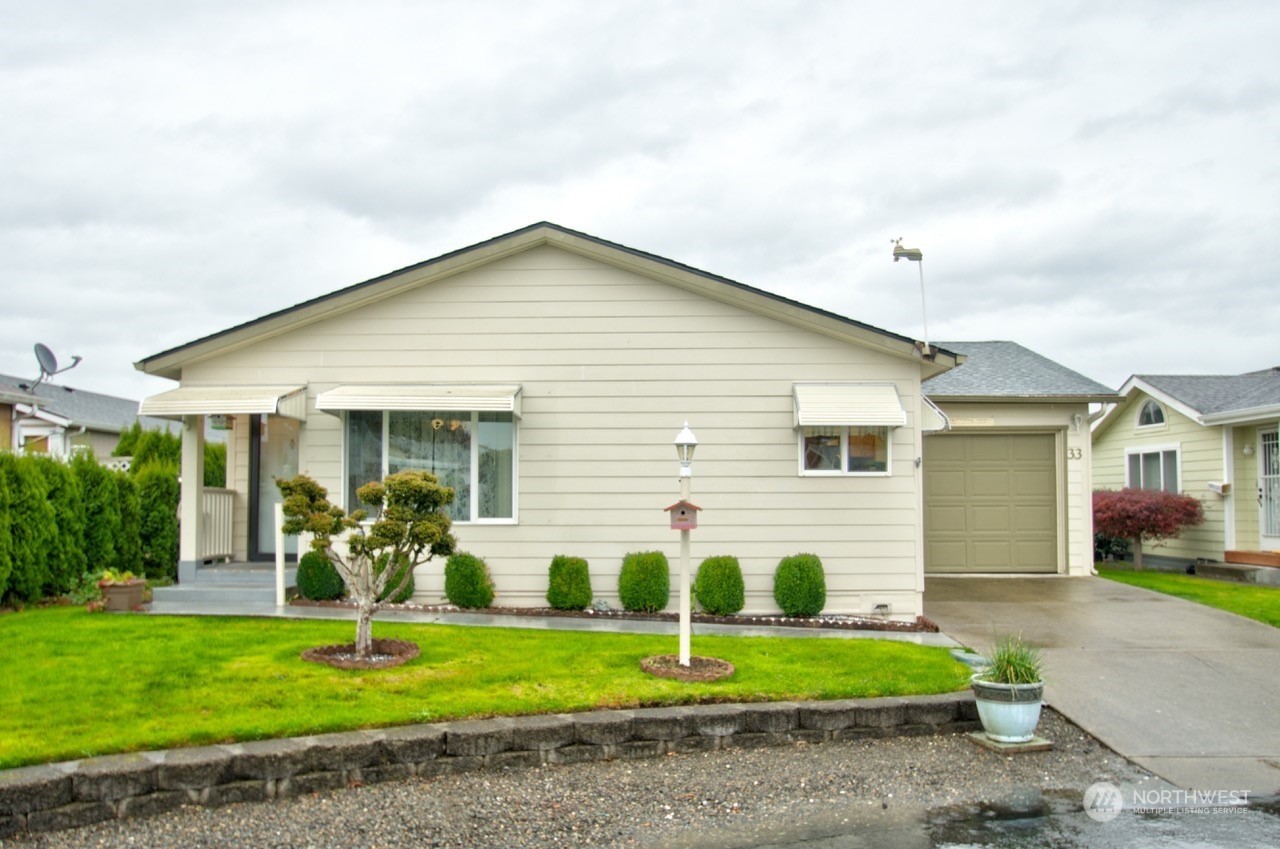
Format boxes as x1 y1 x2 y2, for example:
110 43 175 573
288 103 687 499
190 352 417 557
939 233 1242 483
673 422 698 665
892 238 930 356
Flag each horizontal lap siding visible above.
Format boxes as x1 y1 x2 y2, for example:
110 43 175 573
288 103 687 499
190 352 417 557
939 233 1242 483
183 245 925 615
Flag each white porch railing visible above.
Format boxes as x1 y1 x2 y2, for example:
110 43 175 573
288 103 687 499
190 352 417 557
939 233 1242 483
200 488 235 560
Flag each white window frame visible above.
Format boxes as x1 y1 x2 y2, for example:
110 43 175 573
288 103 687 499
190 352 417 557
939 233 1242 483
1124 443 1180 492
1135 399 1166 429
798 425 892 477
342 410 518 525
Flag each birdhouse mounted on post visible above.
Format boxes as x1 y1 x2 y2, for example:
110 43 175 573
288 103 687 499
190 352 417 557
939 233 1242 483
665 500 701 530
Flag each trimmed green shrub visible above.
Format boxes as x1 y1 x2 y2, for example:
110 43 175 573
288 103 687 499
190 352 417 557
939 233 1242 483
693 555 745 615
115 472 144 576
0 454 57 603
135 462 179 579
32 456 87 596
618 550 670 613
297 550 345 600
546 555 592 611
773 553 826 617
131 429 181 470
71 452 121 573
0 458 13 600
445 552 494 608
376 552 416 604
113 421 144 457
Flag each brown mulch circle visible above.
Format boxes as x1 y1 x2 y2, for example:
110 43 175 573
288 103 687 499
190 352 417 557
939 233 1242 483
291 598 938 633
640 654 735 682
301 638 420 670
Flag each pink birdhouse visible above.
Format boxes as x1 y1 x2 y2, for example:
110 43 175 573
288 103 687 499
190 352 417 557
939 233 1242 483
665 500 701 530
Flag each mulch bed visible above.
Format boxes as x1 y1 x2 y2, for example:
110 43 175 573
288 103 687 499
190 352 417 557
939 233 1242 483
291 598 939 633
640 654 735 682
301 638 421 670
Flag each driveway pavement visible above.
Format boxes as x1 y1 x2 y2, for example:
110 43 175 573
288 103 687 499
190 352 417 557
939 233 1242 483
924 575 1280 800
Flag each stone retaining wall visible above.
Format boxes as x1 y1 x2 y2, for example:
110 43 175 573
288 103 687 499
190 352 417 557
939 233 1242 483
0 694 979 837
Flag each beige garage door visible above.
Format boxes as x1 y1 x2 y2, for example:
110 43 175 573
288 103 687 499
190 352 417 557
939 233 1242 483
924 433 1058 573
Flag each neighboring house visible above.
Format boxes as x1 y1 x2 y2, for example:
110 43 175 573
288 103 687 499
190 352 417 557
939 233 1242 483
922 342 1118 576
1091 368 1280 566
0 373 171 458
136 222 966 618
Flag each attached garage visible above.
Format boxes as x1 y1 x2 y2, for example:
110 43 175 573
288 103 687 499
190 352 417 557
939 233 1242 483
924 432 1058 573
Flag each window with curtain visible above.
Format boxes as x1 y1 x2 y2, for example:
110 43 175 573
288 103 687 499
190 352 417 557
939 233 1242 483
801 425 890 475
345 410 516 522
1126 448 1178 492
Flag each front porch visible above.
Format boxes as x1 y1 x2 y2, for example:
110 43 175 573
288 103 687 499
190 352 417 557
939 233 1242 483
151 561 298 612
1197 551 1280 587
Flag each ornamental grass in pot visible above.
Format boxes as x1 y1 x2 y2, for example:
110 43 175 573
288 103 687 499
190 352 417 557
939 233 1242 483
971 634 1045 743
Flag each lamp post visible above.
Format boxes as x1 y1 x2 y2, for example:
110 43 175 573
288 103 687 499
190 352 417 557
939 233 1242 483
674 422 697 667
892 238 929 355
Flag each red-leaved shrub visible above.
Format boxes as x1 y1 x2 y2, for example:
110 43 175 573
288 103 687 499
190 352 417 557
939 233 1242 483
1092 488 1205 570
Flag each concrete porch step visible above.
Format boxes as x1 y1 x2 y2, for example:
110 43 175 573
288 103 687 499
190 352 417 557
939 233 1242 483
1195 561 1280 587
150 563 297 612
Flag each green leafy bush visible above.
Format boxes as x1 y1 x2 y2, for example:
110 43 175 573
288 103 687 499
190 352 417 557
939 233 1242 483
114 471 144 576
445 552 494 608
31 456 87 596
693 555 745 615
134 462 178 579
203 442 227 488
71 452 122 574
546 555 592 611
0 458 13 600
0 454 56 603
773 553 826 617
618 551 670 613
376 552 416 604
296 550 345 600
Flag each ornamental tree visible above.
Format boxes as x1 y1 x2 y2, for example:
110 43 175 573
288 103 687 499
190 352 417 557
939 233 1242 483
277 471 456 659
1092 488 1205 571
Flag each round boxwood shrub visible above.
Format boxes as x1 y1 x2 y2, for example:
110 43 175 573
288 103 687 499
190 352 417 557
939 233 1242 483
547 555 592 611
297 550 345 601
693 555 745 615
773 553 826 617
445 552 494 609
376 552 415 604
618 551 670 613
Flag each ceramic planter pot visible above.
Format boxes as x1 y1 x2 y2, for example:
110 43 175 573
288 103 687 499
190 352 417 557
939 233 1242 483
99 580 145 612
971 674 1044 743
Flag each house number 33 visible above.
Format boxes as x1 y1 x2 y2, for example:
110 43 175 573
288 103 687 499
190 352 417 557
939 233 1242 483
1067 448 1083 460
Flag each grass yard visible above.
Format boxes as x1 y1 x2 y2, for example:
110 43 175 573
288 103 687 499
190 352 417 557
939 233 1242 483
0 608 969 769
1098 567 1280 628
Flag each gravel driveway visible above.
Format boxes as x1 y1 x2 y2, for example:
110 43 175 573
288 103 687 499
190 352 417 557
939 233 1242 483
2 710 1155 848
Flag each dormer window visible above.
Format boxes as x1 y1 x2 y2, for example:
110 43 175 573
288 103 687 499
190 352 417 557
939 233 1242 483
1137 399 1165 428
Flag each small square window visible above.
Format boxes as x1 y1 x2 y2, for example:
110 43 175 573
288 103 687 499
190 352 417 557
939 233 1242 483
802 426 891 475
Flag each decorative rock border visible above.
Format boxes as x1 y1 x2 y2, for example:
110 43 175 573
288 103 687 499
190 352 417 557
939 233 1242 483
0 694 979 837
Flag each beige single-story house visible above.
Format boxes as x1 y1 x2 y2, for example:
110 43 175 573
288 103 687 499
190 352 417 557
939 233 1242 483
1091 369 1280 568
0 373 170 459
922 342 1118 576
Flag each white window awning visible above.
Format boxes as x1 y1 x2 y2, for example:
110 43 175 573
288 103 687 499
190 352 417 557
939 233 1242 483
793 383 906 428
315 384 522 417
139 385 308 420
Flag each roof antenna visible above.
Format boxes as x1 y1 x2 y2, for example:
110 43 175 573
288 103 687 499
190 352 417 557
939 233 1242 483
28 342 82 391
891 238 930 358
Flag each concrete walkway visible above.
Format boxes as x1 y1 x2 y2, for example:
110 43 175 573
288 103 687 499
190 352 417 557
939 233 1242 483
924 575 1280 799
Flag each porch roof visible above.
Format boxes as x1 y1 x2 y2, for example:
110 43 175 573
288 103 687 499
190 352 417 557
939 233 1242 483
139 385 307 420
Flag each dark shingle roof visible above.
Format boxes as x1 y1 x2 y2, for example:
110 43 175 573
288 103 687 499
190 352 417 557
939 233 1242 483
924 341 1117 399
1137 369 1280 416
0 373 170 433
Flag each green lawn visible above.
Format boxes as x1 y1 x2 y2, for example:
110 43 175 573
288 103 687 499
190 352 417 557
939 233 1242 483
0 608 969 769
1098 567 1280 628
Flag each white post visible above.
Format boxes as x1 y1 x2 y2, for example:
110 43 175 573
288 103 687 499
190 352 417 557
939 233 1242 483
274 502 286 607
177 415 205 584
679 473 691 667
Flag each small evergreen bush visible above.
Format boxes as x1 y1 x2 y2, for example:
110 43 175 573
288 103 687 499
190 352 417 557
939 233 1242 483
445 552 494 608
773 553 826 617
376 552 416 603
0 454 56 603
114 471 144 576
618 551 670 613
693 555 745 615
546 555 592 610
135 462 179 579
296 550 345 600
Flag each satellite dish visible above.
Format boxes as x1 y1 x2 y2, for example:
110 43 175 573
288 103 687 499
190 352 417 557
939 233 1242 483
35 343 59 377
28 342 82 391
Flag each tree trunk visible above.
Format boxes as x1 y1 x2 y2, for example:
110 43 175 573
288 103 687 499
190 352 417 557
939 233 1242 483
1132 538 1144 571
355 602 375 658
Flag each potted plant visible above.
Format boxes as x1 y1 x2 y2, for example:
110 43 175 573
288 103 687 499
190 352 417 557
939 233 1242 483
971 634 1045 743
97 569 146 612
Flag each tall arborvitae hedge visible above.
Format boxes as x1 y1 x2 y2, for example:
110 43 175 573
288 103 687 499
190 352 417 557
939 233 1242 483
0 454 57 604
0 458 13 600
70 451 122 574
32 455 87 596
136 461 180 579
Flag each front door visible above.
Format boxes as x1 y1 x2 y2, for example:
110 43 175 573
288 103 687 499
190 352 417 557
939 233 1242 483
249 414 299 560
1260 428 1280 550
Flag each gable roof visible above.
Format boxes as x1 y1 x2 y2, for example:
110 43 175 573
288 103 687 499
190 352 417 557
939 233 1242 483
0 373 172 435
135 222 961 380
1103 368 1280 428
922 341 1117 401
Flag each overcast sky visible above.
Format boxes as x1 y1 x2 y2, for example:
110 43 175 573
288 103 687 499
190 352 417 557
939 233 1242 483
2 0 1277 402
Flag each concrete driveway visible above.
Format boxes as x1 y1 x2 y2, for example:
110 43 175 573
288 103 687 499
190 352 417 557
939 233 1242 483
924 575 1280 799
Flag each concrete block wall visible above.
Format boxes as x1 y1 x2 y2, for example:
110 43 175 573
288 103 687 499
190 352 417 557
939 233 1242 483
0 694 979 837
